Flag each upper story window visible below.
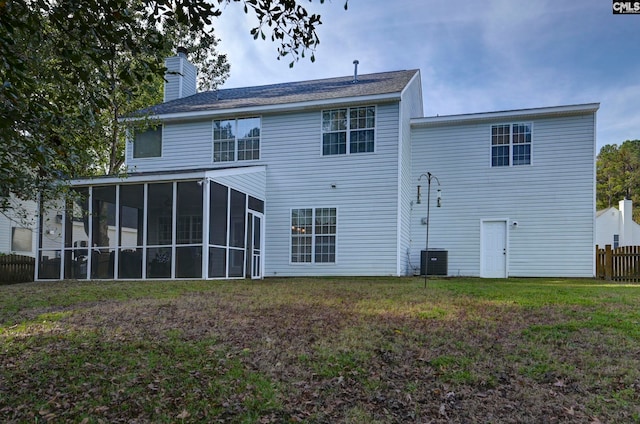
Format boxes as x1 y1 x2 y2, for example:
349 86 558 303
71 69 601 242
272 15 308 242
491 123 531 167
322 106 375 156
213 117 261 162
133 126 162 158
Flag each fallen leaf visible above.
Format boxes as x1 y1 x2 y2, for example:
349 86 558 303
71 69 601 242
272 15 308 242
176 409 190 419
439 403 447 417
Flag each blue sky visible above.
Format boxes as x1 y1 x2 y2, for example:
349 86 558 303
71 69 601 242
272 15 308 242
214 0 640 151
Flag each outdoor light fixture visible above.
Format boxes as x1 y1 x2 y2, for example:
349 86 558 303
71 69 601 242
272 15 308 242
418 172 441 288
417 185 422 204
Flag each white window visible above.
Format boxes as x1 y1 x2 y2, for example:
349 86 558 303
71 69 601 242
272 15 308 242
213 117 260 162
491 123 531 167
11 227 32 252
322 106 375 155
291 208 336 263
133 126 162 158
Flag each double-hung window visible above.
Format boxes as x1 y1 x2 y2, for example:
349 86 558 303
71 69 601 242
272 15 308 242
491 123 532 167
213 117 260 162
291 208 336 263
322 106 375 155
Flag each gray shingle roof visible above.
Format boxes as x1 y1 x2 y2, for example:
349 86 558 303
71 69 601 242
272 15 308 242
136 69 419 117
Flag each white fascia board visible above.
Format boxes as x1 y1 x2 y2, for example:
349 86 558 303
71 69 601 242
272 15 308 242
121 93 401 123
71 165 266 186
411 103 600 128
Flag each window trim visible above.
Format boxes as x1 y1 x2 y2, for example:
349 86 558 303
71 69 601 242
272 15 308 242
212 116 261 163
289 207 337 264
132 125 163 159
490 122 532 167
320 106 376 156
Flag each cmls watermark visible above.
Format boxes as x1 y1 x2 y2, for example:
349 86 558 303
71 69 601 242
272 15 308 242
613 1 640 13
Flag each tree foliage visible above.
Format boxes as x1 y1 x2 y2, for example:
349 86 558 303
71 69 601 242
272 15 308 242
596 140 640 221
0 0 345 212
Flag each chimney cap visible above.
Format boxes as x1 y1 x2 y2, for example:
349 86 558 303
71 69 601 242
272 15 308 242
176 46 188 57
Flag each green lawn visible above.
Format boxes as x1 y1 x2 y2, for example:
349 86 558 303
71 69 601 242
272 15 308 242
1 277 639 423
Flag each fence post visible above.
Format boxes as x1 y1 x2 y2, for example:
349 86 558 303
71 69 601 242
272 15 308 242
605 244 613 281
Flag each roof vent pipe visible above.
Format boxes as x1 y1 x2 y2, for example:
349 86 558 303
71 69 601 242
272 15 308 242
353 60 359 83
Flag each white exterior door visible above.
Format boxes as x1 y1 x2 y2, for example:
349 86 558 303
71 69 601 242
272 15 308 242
481 220 507 278
250 213 264 279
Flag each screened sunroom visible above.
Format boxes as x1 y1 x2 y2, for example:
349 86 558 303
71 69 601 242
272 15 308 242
36 168 265 280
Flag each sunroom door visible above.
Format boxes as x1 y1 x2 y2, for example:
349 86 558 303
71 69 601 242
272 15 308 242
247 212 263 279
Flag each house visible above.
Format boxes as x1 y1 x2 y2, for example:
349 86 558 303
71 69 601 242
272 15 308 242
0 196 37 258
596 199 640 248
34 50 599 280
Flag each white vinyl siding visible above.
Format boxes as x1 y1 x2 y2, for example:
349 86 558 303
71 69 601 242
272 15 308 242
127 121 214 173
397 74 423 275
264 103 400 277
163 55 197 102
214 169 266 201
411 112 595 277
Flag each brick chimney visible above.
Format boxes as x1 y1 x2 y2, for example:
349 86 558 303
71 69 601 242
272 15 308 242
163 47 197 102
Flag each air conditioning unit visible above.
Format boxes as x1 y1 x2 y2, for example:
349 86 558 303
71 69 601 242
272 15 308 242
420 250 448 276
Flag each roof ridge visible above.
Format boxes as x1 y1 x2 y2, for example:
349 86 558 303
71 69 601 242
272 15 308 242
211 69 418 94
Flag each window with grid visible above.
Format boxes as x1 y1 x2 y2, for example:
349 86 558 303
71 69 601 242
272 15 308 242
213 117 260 162
291 208 336 263
177 215 203 244
291 209 313 263
322 106 375 155
314 208 336 263
491 123 531 167
157 216 172 245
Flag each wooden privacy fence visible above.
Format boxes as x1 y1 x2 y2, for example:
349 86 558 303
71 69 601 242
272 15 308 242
596 245 640 283
0 254 35 284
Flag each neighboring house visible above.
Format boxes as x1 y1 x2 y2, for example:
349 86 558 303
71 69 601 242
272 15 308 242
0 196 37 258
596 199 640 248
34 50 599 280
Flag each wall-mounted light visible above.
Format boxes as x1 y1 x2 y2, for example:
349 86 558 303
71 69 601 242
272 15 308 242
437 189 442 208
417 185 422 204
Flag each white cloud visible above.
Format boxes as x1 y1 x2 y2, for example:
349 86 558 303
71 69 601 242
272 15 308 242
207 0 640 150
